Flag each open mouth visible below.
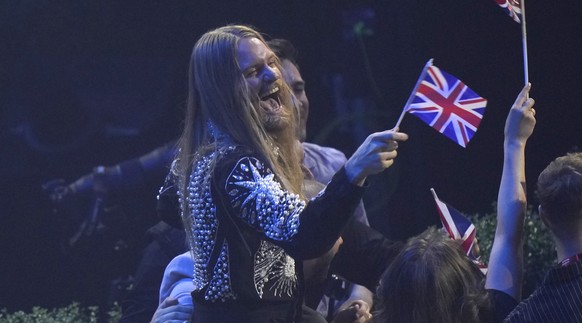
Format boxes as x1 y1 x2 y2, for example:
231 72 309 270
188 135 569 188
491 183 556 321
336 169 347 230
259 85 282 113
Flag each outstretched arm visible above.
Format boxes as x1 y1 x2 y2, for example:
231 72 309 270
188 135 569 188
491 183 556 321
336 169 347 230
485 84 536 300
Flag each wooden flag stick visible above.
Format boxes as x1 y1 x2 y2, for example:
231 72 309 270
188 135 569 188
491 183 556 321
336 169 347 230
521 0 529 86
393 58 434 129
430 187 439 201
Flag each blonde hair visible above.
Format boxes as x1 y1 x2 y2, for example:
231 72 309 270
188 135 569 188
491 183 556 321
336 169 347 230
177 24 303 226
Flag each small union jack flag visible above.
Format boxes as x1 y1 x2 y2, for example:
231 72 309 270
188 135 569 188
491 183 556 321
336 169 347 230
407 64 487 148
430 188 476 257
494 0 522 23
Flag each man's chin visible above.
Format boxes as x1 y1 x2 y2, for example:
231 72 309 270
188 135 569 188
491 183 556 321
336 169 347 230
262 108 292 133
263 117 290 132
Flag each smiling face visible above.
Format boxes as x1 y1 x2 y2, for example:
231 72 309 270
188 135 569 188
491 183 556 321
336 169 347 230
237 37 290 132
281 59 309 141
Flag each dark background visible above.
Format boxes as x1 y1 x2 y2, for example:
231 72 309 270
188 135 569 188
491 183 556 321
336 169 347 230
1 0 581 313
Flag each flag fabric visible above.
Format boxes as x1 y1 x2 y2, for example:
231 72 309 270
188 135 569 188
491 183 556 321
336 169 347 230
476 259 488 275
494 0 522 23
430 188 476 256
406 64 487 148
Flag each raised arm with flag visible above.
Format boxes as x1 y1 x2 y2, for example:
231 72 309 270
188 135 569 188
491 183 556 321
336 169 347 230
485 84 536 302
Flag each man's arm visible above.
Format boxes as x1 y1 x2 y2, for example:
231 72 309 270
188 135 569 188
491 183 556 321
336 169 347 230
485 84 536 301
159 251 195 306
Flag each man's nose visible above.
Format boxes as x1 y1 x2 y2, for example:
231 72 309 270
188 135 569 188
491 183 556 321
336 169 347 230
263 66 278 82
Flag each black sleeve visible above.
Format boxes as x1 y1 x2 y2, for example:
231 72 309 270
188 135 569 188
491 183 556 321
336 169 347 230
486 289 518 323
215 153 366 260
290 167 367 259
330 218 404 292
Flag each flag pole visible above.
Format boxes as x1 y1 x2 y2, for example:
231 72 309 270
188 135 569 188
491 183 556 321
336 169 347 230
430 187 438 201
520 0 529 86
393 58 433 129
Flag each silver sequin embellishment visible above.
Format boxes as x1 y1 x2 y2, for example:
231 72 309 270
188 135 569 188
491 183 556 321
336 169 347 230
204 240 236 302
226 157 306 241
183 145 236 301
254 240 297 298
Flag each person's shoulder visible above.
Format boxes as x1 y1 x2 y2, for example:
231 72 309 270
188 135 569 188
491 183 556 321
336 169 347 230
502 282 553 323
166 251 194 272
218 148 268 170
218 152 277 191
302 142 347 162
212 146 257 171
160 251 195 304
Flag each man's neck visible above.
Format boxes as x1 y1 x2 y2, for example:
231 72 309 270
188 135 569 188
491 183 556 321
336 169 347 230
554 230 582 263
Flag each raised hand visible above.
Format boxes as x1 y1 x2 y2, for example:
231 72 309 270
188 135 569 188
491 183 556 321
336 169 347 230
344 129 408 185
504 83 536 145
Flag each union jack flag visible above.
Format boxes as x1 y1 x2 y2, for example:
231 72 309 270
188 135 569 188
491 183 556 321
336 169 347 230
494 0 522 23
430 188 476 257
407 64 487 148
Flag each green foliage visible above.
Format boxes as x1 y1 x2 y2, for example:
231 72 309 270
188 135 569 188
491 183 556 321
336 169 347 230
105 303 122 323
0 303 121 323
469 204 557 296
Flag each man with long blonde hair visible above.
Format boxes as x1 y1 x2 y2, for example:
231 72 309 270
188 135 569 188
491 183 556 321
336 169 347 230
176 25 407 322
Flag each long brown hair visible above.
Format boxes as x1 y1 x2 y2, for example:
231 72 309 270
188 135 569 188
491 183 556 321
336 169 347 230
374 227 491 323
176 25 303 220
